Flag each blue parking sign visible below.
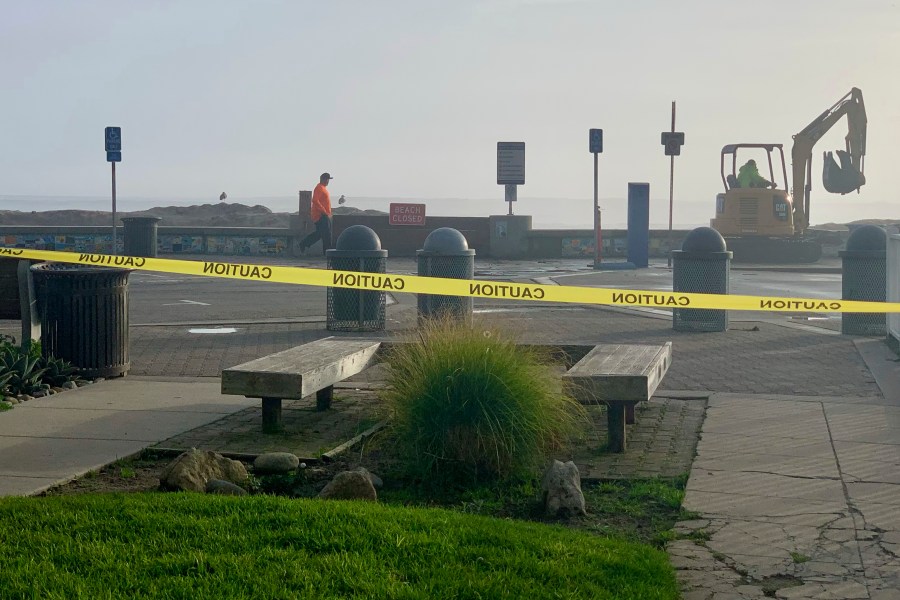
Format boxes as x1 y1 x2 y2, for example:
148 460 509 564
589 129 603 153
105 127 121 152
107 151 121 162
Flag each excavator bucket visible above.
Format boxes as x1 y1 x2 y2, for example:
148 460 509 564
823 150 865 194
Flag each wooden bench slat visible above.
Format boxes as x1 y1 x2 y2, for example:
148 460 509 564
221 339 381 400
563 342 671 403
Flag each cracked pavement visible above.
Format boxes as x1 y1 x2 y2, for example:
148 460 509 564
671 393 900 599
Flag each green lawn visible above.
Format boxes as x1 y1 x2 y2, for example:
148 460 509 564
0 493 679 599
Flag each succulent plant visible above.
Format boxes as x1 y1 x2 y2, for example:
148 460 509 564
40 356 81 387
0 347 49 397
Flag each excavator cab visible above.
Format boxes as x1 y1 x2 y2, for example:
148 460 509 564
712 144 795 238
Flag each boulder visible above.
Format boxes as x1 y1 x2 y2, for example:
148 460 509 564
541 460 586 517
253 452 300 474
318 470 377 501
160 449 249 493
353 466 383 489
206 479 249 496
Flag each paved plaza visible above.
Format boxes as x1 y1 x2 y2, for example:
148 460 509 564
1 259 899 598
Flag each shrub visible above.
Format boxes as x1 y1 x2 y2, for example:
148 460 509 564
382 317 587 483
0 343 48 397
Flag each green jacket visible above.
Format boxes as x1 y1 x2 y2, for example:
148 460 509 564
737 162 771 188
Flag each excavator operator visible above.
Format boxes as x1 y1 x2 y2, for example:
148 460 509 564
736 159 775 189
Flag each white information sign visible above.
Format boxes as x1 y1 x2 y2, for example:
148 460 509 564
497 142 525 185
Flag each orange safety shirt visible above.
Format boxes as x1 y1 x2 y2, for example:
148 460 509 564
311 183 332 223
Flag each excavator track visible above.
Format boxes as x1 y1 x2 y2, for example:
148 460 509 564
724 236 822 264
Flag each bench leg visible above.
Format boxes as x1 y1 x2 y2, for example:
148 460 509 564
626 404 636 425
607 402 627 453
317 386 333 411
261 397 283 433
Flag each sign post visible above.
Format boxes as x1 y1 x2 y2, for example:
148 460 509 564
589 128 603 269
105 127 122 255
497 142 525 215
660 104 684 267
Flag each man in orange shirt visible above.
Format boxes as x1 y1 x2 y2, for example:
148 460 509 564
299 172 334 256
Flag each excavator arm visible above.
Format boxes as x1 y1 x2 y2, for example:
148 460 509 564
790 87 867 234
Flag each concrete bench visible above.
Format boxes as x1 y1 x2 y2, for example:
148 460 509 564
221 338 381 433
563 342 672 453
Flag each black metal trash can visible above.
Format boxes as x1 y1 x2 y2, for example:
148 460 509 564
840 225 886 336
31 263 131 378
417 228 475 324
326 225 387 332
121 216 161 257
672 227 732 332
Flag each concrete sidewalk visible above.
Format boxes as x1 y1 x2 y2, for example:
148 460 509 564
665 338 900 599
671 390 900 599
0 377 255 496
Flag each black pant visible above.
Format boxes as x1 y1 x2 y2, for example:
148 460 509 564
300 216 333 256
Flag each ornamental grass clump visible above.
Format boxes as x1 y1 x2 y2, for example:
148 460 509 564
382 318 588 482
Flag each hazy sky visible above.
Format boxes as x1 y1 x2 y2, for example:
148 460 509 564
2 0 898 225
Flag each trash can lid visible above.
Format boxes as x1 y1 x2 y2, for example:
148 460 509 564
30 262 132 277
421 227 474 254
845 224 886 254
681 227 728 253
335 225 383 251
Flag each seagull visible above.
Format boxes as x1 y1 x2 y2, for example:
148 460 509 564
338 195 346 205
219 192 227 201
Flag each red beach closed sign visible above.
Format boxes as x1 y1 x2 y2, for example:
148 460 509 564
389 203 426 226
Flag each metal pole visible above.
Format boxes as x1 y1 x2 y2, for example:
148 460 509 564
593 152 600 267
111 162 117 255
667 101 676 268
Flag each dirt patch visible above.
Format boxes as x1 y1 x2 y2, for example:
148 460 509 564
42 456 170 496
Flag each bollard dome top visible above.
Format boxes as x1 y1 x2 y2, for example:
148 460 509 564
422 227 470 253
682 227 727 253
335 225 382 251
845 224 886 254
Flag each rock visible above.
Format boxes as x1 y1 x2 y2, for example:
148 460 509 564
4 397 19 405
93 378 105 383
62 382 78 390
541 460 586 517
205 479 248 496
318 470 377 501
19 395 33 402
253 452 300 474
51 386 65 393
76 380 91 386
353 466 383 489
159 449 249 493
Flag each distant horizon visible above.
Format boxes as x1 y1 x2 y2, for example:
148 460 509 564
1 192 895 230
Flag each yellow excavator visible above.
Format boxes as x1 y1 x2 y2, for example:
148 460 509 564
711 88 867 263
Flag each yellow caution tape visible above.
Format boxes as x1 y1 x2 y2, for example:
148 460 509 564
1 246 896 313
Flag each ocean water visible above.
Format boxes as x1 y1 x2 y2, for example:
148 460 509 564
0 194 710 230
